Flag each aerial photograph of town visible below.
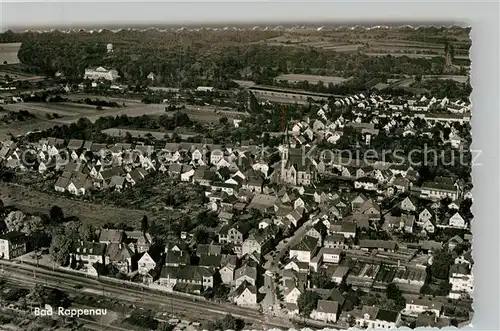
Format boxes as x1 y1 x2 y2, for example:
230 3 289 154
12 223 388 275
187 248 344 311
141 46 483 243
0 13 474 331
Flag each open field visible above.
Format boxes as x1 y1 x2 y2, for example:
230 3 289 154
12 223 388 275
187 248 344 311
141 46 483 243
0 43 21 65
276 74 351 85
3 102 81 117
65 93 144 105
102 127 198 140
423 75 469 83
57 103 165 124
0 183 151 227
0 119 57 140
262 30 470 63
366 52 470 60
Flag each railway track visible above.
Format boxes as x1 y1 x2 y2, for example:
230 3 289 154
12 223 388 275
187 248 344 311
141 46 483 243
0 260 293 329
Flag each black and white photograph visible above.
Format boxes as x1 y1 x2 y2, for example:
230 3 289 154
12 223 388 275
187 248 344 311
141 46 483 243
0 1 498 331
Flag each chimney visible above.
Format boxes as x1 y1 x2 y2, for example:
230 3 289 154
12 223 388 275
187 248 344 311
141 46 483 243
80 240 83 246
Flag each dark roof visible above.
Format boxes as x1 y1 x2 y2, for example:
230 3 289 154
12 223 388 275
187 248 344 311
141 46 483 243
291 236 318 252
422 181 456 192
198 254 223 268
316 300 339 314
105 243 133 262
359 239 397 250
376 309 399 323
356 176 378 184
341 221 357 233
67 139 84 150
99 229 124 243
165 251 190 265
71 241 106 256
0 231 26 241
197 244 222 256
234 280 257 296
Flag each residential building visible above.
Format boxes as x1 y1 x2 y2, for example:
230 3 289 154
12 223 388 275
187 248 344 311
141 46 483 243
232 280 257 306
310 300 339 323
289 236 319 263
353 307 401 329
71 241 106 265
448 264 473 299
404 299 443 317
0 231 27 260
84 67 120 81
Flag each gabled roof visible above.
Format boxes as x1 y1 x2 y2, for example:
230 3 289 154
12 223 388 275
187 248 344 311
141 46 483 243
105 243 133 262
316 300 339 314
359 239 397 251
291 236 318 252
234 280 257 296
99 229 124 243
197 244 221 256
72 241 106 256
235 264 258 281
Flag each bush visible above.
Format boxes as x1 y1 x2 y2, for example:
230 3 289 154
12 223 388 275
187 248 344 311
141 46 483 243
125 310 158 330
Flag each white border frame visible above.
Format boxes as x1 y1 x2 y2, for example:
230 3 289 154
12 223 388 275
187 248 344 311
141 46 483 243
1 1 499 330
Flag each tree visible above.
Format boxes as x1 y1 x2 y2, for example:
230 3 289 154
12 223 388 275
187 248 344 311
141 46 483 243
214 284 231 301
219 116 229 125
49 228 72 266
311 270 331 289
4 210 44 235
220 314 239 330
297 291 321 317
126 310 158 330
386 283 401 300
49 205 64 223
430 250 454 279
29 285 71 308
141 215 149 234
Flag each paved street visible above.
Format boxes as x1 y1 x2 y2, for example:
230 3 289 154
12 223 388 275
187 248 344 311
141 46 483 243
264 218 314 272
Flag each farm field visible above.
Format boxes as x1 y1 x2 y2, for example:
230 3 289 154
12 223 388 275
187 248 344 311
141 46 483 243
275 74 352 85
262 29 471 65
0 119 57 140
0 183 152 227
102 127 198 140
57 103 165 124
0 42 21 65
422 75 469 83
65 93 144 104
365 52 469 60
3 102 82 117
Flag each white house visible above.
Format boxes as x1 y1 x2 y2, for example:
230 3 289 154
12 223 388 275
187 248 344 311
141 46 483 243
448 264 473 299
448 212 467 229
284 287 303 305
232 281 257 306
403 299 443 317
354 308 401 329
331 266 349 284
321 248 342 264
289 236 319 263
310 300 339 323
354 177 378 191
449 134 462 148
418 208 433 225
84 67 120 81
137 252 157 275
180 168 195 182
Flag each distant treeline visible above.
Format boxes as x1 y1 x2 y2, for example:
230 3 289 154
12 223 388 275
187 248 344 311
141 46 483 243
15 29 464 89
